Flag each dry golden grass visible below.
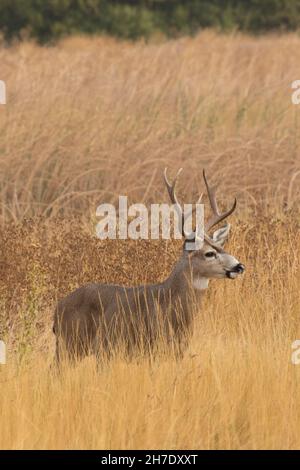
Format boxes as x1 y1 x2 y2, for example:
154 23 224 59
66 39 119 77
1 31 300 220
0 31 300 449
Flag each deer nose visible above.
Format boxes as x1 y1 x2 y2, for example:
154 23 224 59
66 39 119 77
233 263 245 274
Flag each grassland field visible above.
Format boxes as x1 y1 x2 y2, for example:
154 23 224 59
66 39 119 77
0 31 300 449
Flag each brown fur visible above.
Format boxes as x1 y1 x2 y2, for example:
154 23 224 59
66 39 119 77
53 237 243 364
53 249 200 363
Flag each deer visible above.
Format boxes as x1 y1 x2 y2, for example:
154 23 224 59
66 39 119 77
53 169 245 365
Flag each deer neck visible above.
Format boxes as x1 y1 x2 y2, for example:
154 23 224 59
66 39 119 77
165 257 209 296
192 277 209 290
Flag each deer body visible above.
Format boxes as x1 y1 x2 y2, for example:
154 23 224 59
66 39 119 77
53 170 245 364
54 254 202 362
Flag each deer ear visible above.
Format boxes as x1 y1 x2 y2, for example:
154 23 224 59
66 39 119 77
212 223 230 247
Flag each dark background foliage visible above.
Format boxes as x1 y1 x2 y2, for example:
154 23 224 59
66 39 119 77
0 0 300 43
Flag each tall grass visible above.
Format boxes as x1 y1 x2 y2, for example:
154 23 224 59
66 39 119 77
0 31 300 221
0 31 299 449
0 215 299 449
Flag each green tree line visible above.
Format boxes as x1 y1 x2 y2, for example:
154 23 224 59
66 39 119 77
1 0 300 43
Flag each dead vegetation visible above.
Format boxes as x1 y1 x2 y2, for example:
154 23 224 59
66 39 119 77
0 31 299 449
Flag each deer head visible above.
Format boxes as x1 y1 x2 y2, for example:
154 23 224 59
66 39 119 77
164 168 245 288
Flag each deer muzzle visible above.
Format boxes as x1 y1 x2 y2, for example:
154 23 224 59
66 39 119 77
226 263 245 279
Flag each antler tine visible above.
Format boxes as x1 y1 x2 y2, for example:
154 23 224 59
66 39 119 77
203 169 237 232
164 168 183 206
203 170 219 214
164 168 184 236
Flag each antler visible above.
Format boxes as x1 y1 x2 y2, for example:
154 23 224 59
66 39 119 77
164 168 202 239
164 168 184 236
164 168 236 242
203 170 236 233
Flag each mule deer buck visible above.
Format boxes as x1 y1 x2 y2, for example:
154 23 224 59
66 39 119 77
53 170 245 364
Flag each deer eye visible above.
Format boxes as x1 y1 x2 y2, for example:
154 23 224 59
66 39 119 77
205 251 216 258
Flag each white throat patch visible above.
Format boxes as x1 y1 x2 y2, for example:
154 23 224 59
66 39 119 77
193 277 209 290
